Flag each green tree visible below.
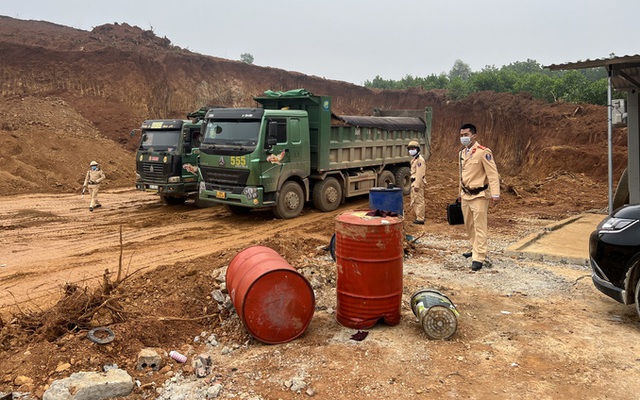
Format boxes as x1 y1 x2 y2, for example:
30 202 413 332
501 59 544 75
447 77 472 100
449 59 472 81
421 73 450 90
469 66 517 93
363 58 608 105
240 53 254 64
513 73 557 102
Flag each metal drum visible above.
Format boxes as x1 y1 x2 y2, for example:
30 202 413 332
335 210 404 329
226 245 315 344
410 289 459 340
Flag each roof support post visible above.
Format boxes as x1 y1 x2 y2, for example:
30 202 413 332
628 88 640 205
607 67 614 214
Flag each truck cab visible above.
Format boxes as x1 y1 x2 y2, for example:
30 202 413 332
134 108 206 205
197 107 311 217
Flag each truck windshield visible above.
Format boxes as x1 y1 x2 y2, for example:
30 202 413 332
203 120 259 150
140 130 181 152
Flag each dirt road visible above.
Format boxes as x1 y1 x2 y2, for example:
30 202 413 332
1 189 640 399
0 189 352 314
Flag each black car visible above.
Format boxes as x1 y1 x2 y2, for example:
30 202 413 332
589 204 640 317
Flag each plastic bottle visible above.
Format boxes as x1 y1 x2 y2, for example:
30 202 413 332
169 350 187 363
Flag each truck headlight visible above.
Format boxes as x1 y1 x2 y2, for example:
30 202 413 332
135 172 140 180
168 176 181 183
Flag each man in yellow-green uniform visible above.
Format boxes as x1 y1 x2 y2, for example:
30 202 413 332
83 160 106 212
459 124 500 271
408 140 426 224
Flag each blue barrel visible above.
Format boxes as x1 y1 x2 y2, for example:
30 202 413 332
369 187 403 215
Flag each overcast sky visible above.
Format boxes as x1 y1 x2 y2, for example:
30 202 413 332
3 0 638 85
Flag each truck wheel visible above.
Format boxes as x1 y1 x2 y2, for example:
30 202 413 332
377 170 395 188
160 195 187 205
394 167 411 195
313 177 343 212
274 181 304 219
227 205 251 215
193 194 212 208
613 168 629 212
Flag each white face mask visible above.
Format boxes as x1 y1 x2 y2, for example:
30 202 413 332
460 136 472 147
408 149 417 156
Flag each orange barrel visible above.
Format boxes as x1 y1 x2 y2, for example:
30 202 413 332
335 210 404 329
226 245 315 344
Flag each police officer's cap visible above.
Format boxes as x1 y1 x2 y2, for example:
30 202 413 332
407 140 420 148
90 160 99 166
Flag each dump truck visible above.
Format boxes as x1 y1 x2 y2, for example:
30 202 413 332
134 107 207 205
196 89 432 218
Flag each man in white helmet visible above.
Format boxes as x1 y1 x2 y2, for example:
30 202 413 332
82 160 106 212
408 140 426 224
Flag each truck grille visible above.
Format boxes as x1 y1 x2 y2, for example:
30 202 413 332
200 166 249 187
139 162 167 181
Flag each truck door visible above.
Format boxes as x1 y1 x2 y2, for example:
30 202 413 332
262 117 307 191
182 127 201 181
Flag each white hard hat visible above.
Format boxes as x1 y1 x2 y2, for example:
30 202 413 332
90 161 98 166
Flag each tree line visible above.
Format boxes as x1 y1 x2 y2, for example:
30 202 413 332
364 59 613 105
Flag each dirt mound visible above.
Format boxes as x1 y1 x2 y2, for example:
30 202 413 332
0 16 628 196
0 95 134 194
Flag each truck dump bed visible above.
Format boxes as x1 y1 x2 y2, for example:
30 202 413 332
322 114 427 172
255 90 431 173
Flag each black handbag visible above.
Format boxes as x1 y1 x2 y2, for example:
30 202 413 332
448 151 466 225
447 201 464 225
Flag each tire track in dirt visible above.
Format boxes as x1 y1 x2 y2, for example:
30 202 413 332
0 189 364 315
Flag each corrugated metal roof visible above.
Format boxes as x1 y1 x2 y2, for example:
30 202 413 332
544 54 640 90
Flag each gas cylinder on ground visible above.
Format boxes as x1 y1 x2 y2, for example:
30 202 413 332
410 289 459 340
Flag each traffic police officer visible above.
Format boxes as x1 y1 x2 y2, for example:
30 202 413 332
83 160 106 212
458 124 500 271
408 140 426 224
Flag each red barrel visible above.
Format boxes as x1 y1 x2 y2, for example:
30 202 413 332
226 246 315 344
335 210 404 329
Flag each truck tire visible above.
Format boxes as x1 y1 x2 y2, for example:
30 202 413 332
227 205 251 215
613 168 629 212
160 195 187 205
394 167 411 195
377 170 395 188
273 181 304 219
313 177 343 212
193 194 212 208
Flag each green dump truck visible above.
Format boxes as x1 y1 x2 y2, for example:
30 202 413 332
196 89 432 218
134 107 207 205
